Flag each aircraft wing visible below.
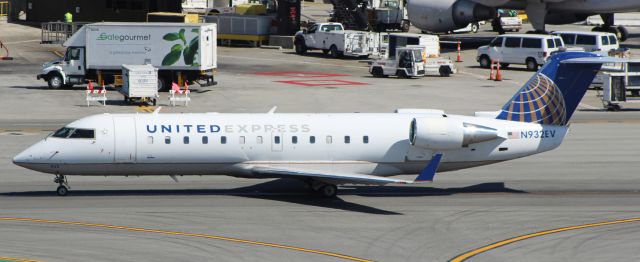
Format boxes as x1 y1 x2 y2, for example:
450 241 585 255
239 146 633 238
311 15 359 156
249 154 443 185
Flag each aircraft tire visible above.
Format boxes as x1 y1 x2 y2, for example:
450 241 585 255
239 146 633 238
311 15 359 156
617 26 628 42
56 185 68 196
320 184 338 198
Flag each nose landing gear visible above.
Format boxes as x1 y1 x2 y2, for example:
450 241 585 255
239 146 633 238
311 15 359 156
54 174 69 196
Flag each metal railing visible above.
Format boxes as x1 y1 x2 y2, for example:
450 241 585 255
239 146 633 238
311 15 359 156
0 1 9 17
41 22 88 44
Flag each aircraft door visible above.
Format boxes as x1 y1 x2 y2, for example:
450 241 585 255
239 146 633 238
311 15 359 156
113 116 137 163
271 133 283 152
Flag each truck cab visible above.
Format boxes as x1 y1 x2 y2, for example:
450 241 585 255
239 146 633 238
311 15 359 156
370 47 425 78
38 46 86 89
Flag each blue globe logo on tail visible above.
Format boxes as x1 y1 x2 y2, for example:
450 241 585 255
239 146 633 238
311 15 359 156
497 73 567 125
496 52 608 126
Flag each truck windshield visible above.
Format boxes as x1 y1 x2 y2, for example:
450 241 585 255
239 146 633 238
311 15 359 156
412 50 423 62
321 24 343 32
383 0 398 8
64 48 81 61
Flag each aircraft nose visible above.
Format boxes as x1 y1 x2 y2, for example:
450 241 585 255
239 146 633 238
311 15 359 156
13 149 33 167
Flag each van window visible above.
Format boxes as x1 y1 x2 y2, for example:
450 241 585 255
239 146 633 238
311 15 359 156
504 37 521 48
560 34 575 45
554 38 563 48
609 35 617 45
522 38 542 48
546 39 555 48
601 35 610 45
576 35 596 45
489 37 503 47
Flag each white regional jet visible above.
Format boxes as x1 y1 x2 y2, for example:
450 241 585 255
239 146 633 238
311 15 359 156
14 52 614 197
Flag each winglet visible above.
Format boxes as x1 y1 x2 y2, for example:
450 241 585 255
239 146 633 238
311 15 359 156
415 154 443 182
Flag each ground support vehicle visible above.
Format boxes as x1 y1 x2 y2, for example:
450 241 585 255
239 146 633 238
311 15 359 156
477 34 564 71
120 64 159 105
491 16 522 33
598 70 640 111
551 31 619 55
370 47 425 78
294 23 379 58
37 23 217 90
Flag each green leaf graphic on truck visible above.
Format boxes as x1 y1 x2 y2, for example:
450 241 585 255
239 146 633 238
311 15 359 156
162 28 200 66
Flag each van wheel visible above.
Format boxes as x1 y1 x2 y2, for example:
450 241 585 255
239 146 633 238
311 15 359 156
48 74 64 89
479 55 491 68
439 66 451 77
526 58 538 71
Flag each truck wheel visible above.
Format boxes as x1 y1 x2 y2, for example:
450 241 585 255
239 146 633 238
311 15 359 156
157 78 166 92
371 67 384 77
401 20 410 32
295 43 307 55
329 45 339 58
439 66 452 77
396 69 409 79
479 55 491 68
526 58 538 71
47 74 64 89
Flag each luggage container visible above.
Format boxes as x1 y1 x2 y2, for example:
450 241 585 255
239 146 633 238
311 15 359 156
120 64 159 105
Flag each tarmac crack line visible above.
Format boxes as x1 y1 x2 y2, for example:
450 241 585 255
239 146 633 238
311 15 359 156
449 217 640 262
0 217 373 262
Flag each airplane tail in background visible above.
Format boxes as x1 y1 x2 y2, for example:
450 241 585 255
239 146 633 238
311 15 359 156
495 52 617 126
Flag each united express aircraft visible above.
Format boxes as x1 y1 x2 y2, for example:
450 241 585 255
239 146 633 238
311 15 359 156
13 52 615 197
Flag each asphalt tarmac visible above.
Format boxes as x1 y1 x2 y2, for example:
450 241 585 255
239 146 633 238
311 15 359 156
0 21 640 262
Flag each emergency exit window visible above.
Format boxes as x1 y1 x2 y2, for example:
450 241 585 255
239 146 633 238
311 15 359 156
274 136 281 144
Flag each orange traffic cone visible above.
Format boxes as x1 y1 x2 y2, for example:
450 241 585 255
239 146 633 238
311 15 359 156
456 41 462 62
494 62 502 81
183 81 189 91
488 60 495 80
87 80 94 91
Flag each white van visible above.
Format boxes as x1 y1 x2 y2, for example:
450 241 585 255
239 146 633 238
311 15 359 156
476 34 564 71
551 31 619 55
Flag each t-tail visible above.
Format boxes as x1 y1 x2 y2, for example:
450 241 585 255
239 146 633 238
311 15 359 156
496 52 620 126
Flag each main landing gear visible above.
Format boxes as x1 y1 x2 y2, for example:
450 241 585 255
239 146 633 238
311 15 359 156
54 174 69 196
594 14 629 42
305 180 338 198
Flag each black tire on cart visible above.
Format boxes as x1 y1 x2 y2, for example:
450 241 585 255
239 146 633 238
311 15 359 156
371 67 384 77
397 69 409 79
439 66 451 77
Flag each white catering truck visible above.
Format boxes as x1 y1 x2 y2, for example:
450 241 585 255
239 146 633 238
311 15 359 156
294 23 379 58
38 23 217 90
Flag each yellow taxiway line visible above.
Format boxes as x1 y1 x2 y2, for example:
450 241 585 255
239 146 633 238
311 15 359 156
450 217 640 262
0 217 373 262
135 105 156 113
0 256 40 262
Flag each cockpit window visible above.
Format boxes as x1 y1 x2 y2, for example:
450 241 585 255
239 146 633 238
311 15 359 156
69 129 95 139
52 127 73 138
52 127 95 139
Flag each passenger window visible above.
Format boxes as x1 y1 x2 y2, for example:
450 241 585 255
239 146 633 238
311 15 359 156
554 38 563 48
202 136 208 144
68 129 95 139
609 35 617 45
489 37 503 47
147 136 153 144
257 136 263 144
310 136 316 144
165 136 171 144
326 136 332 144
576 35 596 45
292 136 298 144
344 136 350 144
522 38 542 48
560 34 575 45
274 136 281 144
239 136 245 144
601 35 609 45
504 37 521 48
363 136 369 144
183 136 189 144
221 136 227 144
